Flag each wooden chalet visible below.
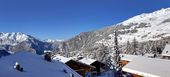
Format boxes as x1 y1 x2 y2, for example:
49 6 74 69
65 60 95 77
53 55 95 77
79 58 106 74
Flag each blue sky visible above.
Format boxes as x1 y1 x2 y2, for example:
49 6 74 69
0 0 170 40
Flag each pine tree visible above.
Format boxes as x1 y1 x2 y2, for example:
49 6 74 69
113 31 123 77
126 41 130 54
44 52 52 62
132 37 138 55
113 31 121 69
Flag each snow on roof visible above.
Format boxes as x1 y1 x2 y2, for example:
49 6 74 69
162 44 170 56
0 51 81 77
122 57 170 77
144 53 155 57
120 54 141 61
44 50 52 53
53 55 72 63
79 58 97 65
53 55 95 68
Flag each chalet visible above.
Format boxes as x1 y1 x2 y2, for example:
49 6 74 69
162 44 170 59
53 55 95 76
79 58 106 74
65 60 95 77
122 57 170 77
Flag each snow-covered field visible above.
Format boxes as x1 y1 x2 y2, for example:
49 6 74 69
0 51 81 77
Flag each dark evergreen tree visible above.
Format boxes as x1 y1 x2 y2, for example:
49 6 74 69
132 37 138 55
113 31 123 77
113 31 121 69
44 52 52 62
126 41 130 54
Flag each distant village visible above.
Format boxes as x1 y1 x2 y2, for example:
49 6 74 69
2 32 170 77
46 43 170 77
1 31 170 77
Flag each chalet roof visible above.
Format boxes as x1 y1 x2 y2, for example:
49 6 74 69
53 55 95 68
120 54 141 62
53 55 72 63
144 53 155 57
162 44 170 56
122 57 170 77
79 58 97 65
66 60 95 68
0 51 81 77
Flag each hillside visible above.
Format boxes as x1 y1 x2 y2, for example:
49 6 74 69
51 8 170 60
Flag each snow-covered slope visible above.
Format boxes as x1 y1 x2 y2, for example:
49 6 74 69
121 8 170 41
122 8 170 25
49 8 170 59
97 8 170 46
0 51 81 77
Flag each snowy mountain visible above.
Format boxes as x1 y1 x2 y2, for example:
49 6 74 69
0 32 29 45
51 8 170 60
0 32 52 55
1 8 170 61
96 8 170 46
0 51 81 77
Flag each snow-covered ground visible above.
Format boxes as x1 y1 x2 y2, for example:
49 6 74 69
0 51 81 77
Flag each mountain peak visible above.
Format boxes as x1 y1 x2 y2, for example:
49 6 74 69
122 7 170 25
0 32 29 45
